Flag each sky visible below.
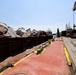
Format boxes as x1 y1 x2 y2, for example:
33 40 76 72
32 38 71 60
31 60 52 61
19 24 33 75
0 0 76 33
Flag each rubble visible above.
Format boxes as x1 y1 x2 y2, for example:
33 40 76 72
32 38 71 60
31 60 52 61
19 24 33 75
4 27 20 37
30 29 38 37
16 28 31 37
16 27 26 37
0 22 53 38
38 30 48 37
0 22 20 38
30 29 51 37
24 28 31 37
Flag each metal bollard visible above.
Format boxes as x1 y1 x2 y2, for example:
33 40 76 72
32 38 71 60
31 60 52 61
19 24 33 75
48 39 51 44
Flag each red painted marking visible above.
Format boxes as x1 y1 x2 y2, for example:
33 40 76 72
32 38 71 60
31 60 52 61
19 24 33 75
2 38 70 75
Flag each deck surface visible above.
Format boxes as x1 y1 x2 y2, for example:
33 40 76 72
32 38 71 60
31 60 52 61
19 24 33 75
0 38 70 75
62 37 76 74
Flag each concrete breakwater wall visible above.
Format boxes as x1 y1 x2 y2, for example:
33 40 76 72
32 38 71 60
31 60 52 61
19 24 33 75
0 36 52 59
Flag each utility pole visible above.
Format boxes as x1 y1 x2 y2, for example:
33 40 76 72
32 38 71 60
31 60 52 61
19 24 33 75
73 1 76 29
